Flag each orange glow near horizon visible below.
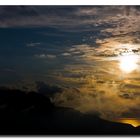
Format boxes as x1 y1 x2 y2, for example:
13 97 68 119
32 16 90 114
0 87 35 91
112 118 140 127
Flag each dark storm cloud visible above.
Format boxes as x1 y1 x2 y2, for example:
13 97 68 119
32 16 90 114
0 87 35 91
0 6 140 46
0 6 139 30
0 6 80 28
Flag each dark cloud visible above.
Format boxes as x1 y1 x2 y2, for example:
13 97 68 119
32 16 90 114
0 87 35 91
0 6 139 29
0 6 140 48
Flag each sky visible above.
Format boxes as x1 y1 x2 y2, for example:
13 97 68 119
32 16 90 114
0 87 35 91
1 6 140 125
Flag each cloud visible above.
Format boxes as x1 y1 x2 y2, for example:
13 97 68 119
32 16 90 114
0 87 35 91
46 54 56 59
35 54 46 58
29 41 140 122
26 42 41 47
35 54 56 59
0 6 140 50
61 52 71 56
52 74 140 120
0 6 139 32
50 43 140 121
75 7 98 16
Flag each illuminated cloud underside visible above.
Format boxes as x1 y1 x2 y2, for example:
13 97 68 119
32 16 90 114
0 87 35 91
52 43 140 122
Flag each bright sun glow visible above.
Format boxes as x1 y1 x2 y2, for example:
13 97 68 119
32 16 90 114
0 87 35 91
111 118 140 127
119 55 138 73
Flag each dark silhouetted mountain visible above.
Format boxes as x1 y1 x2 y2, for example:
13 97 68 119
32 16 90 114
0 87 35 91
0 87 139 135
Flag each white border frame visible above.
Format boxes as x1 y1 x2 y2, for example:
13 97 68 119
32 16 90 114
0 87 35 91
0 1 139 139
0 0 140 5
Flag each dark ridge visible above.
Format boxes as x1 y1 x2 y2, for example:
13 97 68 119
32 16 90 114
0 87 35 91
0 87 139 135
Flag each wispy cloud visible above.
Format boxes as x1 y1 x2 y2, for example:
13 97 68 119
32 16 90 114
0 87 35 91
0 6 140 47
35 54 56 59
26 42 41 47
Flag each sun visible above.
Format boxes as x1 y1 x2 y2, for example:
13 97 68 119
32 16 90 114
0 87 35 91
119 55 138 73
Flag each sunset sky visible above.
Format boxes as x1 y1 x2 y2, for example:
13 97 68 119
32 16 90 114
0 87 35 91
0 6 140 126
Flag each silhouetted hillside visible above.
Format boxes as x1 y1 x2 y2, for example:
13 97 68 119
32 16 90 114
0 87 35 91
0 87 139 135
